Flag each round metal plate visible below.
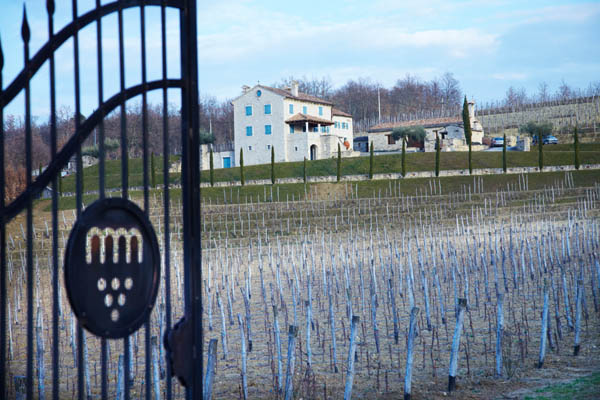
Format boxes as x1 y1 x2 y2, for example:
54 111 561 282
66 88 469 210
64 198 160 339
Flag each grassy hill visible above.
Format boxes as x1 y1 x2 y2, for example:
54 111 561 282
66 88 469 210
46 168 600 211
59 144 600 192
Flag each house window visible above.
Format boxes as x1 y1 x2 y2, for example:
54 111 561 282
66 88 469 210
335 122 339 129
265 125 272 135
387 135 396 145
267 144 271 150
303 106 307 114
248 145 252 150
313 126 318 132
246 126 253 136
245 106 252 116
290 125 295 134
295 146 298 151
319 106 323 116
264 104 271 114
289 104 294 114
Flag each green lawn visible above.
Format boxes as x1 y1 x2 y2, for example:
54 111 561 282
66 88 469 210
524 372 600 400
531 143 600 152
59 144 600 192
45 169 600 211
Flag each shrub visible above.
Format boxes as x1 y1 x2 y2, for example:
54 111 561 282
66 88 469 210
369 142 374 179
574 126 580 170
391 126 426 143
151 152 157 188
271 146 276 185
209 147 214 187
462 96 473 174
435 134 440 177
401 138 406 177
502 134 507 173
336 143 341 183
303 157 307 184
240 147 245 186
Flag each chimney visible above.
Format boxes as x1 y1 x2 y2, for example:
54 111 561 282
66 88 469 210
467 100 475 119
241 85 250 94
291 80 299 97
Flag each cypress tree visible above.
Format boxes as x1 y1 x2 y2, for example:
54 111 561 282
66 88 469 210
401 137 407 177
369 141 374 179
271 146 276 185
303 157 307 184
574 126 580 170
538 132 544 171
151 152 156 188
240 147 245 186
502 134 507 173
38 163 43 178
209 147 214 187
336 143 341 183
435 133 440 177
462 96 473 174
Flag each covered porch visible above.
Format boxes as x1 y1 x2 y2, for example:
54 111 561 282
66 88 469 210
285 113 334 134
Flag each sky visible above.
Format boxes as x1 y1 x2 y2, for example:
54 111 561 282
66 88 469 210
1 0 599 119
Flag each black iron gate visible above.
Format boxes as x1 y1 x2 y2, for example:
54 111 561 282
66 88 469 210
0 0 202 398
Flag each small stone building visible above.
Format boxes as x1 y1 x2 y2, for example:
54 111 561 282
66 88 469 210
367 100 485 152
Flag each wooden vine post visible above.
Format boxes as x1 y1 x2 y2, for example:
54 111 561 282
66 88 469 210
448 298 467 392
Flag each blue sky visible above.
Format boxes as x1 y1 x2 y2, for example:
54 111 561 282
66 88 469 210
1 0 599 119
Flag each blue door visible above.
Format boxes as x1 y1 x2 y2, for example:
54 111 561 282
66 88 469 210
223 157 231 168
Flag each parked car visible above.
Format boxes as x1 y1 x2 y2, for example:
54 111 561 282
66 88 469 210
532 135 558 145
491 137 504 147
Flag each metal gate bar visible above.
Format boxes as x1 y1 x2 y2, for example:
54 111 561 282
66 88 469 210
161 2 174 397
47 2 60 400
179 0 203 397
23 13 35 399
93 0 109 398
0 33 6 399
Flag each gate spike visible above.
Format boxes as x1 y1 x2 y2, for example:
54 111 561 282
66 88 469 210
21 5 30 43
46 0 55 15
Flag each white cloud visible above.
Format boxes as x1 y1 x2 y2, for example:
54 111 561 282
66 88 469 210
493 3 600 26
197 5 499 65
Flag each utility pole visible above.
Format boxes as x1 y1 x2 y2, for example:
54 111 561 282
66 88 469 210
378 86 381 123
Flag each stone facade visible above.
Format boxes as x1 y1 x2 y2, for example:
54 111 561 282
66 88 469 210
200 144 235 170
232 83 355 166
367 100 485 152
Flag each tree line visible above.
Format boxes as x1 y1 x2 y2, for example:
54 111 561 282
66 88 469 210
3 73 597 202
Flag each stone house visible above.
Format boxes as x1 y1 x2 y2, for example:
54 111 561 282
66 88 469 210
367 100 485 152
231 82 356 166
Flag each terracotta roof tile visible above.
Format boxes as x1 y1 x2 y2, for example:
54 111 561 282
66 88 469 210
259 85 334 105
285 113 335 125
332 108 352 117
